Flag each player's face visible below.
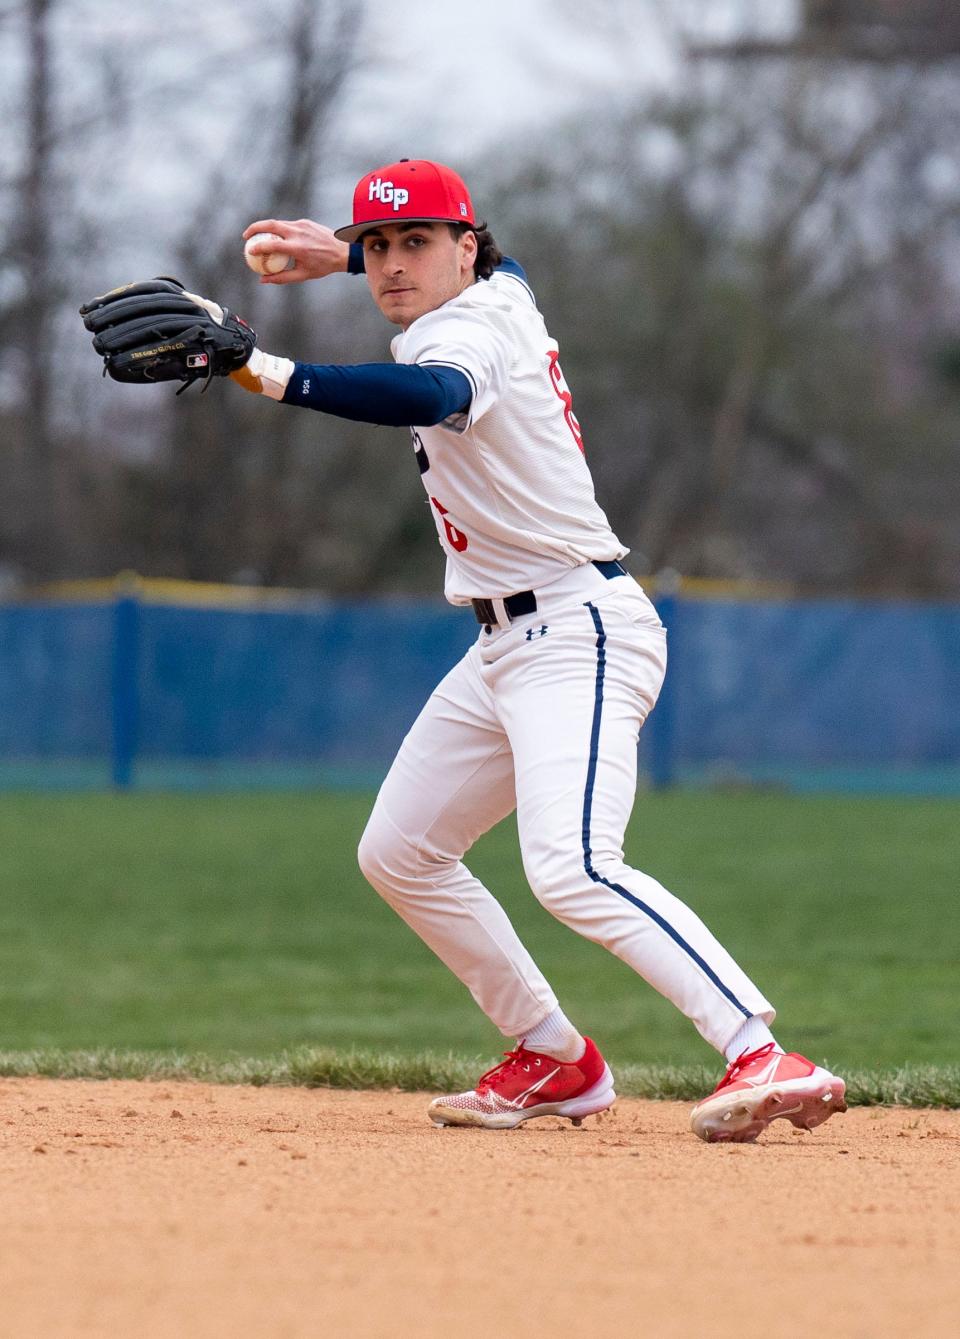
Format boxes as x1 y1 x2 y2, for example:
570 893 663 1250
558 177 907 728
361 222 478 328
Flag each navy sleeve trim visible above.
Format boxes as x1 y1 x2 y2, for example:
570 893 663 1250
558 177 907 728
347 242 365 275
495 255 534 301
280 361 471 427
497 255 528 284
419 358 479 406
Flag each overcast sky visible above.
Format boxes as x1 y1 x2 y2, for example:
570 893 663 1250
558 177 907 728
344 0 673 155
344 0 797 156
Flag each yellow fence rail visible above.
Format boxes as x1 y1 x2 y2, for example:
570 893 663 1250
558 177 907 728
20 571 795 607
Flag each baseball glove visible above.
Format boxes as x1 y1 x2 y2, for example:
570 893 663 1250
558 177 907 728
79 277 256 393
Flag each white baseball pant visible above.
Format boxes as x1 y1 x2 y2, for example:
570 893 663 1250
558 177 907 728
357 563 774 1055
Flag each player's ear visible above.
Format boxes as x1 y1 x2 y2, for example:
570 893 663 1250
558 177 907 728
458 227 478 272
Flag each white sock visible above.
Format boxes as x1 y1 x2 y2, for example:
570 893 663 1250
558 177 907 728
724 1015 782 1064
520 1006 585 1062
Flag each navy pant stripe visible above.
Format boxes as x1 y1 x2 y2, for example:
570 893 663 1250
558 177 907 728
581 601 751 1020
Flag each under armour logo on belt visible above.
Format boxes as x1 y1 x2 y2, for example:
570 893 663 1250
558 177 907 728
525 625 549 641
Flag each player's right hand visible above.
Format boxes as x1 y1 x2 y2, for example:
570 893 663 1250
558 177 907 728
241 218 350 284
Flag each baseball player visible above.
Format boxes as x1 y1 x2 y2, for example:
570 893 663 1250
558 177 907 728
80 159 846 1142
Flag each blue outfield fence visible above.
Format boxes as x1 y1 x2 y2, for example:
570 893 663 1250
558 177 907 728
1 578 959 794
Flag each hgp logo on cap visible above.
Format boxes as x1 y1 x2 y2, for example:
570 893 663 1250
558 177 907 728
368 178 410 210
334 159 477 243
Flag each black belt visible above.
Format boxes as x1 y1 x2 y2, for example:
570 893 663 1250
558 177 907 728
471 560 627 626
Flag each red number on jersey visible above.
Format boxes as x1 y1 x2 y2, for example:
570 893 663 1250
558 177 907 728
430 497 469 552
547 349 584 452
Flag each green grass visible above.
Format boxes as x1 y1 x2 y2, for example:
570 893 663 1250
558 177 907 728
0 790 957 1090
0 1046 958 1107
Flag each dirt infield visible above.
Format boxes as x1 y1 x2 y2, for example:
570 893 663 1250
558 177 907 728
2 1079 958 1338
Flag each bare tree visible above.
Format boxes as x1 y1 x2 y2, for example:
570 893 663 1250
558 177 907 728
483 40 960 594
0 0 372 585
137 0 369 586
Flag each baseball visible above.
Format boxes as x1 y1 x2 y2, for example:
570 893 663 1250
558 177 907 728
244 232 294 276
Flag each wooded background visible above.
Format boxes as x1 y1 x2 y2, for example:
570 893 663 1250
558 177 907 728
2 0 958 596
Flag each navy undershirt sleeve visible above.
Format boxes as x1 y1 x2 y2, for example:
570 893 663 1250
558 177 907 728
281 361 472 427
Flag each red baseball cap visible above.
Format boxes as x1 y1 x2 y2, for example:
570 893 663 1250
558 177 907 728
334 159 476 243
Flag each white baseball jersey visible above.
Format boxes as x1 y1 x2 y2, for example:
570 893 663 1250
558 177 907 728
390 270 628 603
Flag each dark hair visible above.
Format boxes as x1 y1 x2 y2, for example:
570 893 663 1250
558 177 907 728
448 222 503 280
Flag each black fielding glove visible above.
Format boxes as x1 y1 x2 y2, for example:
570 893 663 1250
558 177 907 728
79 277 257 393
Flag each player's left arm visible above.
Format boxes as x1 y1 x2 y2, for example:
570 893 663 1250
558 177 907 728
235 354 472 427
78 277 470 420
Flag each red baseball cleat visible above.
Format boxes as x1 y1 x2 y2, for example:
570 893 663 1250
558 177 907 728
428 1037 615 1129
690 1042 847 1143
